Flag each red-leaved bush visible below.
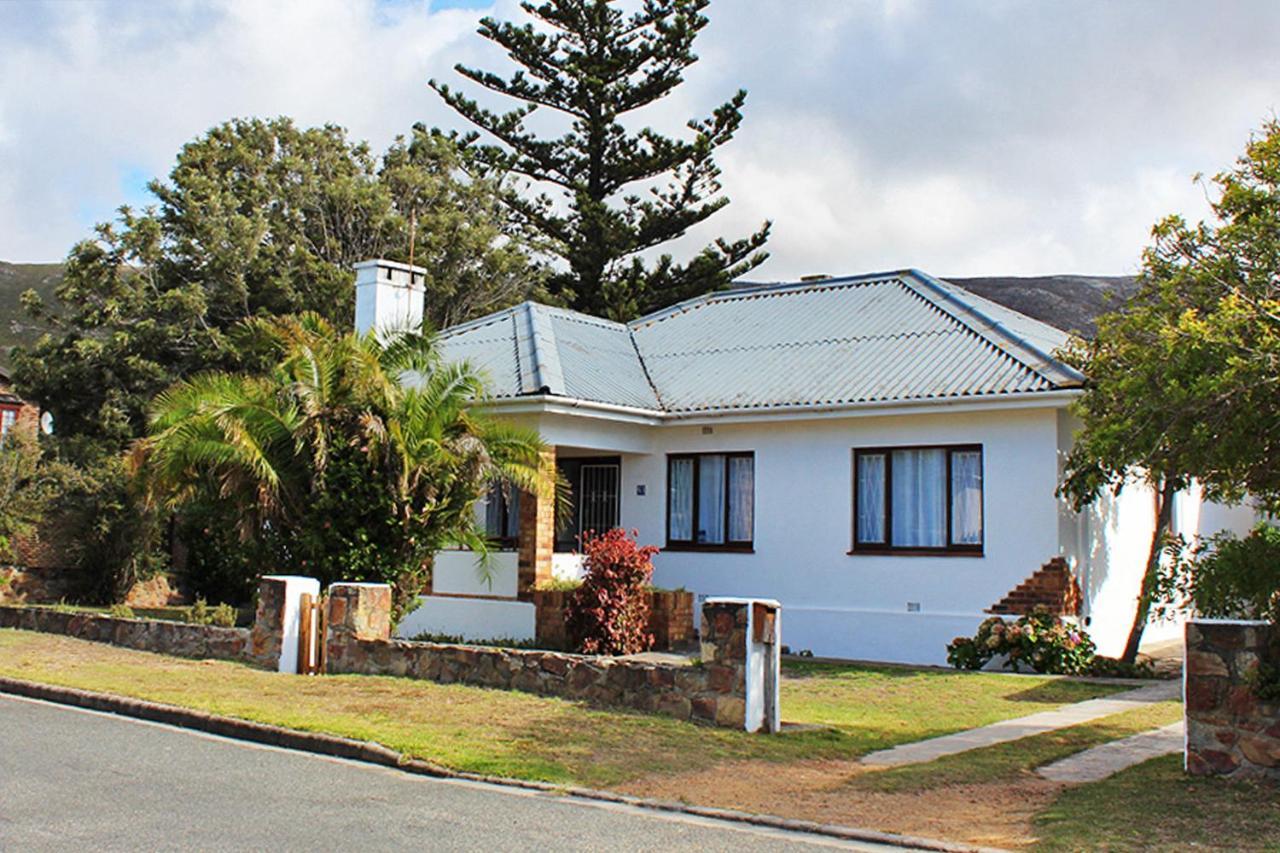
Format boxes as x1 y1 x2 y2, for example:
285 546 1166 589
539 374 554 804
565 528 660 655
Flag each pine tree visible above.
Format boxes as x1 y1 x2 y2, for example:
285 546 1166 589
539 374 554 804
431 0 770 320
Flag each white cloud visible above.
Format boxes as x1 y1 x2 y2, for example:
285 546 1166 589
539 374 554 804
1 0 1279 282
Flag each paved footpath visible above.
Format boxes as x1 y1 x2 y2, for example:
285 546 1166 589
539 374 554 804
0 694 893 852
1036 722 1183 783
861 680 1179 768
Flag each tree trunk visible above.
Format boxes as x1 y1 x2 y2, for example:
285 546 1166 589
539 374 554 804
1120 479 1177 663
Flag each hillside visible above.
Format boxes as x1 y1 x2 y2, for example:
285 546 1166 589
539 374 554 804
0 261 65 370
943 274 1138 338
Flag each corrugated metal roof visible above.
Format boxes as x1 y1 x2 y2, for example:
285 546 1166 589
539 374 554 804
434 270 1083 415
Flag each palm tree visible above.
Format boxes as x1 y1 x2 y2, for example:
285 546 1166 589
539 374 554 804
132 313 551 614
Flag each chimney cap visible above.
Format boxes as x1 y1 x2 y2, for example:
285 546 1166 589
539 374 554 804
353 258 428 275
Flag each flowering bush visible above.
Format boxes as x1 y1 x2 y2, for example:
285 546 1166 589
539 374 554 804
565 528 659 655
947 607 1097 675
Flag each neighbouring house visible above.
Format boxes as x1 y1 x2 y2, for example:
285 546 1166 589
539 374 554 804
356 260 1256 664
0 366 42 441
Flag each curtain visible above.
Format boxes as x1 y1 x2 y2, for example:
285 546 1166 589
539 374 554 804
891 448 946 547
727 456 754 542
668 458 694 540
856 453 887 544
698 454 726 544
950 450 983 545
484 483 503 538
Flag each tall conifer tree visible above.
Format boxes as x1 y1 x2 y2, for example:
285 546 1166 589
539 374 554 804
432 0 770 320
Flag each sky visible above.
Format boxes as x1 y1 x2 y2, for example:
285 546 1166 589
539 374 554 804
1 0 1278 280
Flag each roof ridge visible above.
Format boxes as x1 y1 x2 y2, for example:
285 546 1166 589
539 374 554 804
900 271 1084 388
628 271 910 329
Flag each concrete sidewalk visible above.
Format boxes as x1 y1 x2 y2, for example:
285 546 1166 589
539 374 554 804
1037 722 1183 783
861 681 1179 768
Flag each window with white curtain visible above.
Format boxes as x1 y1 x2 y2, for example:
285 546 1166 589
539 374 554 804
667 452 754 548
853 445 983 553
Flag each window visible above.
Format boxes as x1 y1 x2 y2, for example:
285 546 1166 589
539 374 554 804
667 452 754 549
0 408 15 442
483 483 520 547
853 445 983 554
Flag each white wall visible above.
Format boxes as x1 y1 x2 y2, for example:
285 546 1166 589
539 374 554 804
537 406 1066 665
432 550 519 599
397 596 535 643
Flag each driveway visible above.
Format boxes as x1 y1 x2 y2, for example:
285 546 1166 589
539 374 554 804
0 695 888 851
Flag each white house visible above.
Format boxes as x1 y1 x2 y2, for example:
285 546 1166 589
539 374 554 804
357 259 1255 664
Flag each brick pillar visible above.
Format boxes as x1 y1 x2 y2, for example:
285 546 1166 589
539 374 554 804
699 598 781 733
250 575 320 672
517 447 556 601
325 582 392 672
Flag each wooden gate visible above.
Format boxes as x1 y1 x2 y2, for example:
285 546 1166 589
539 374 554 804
296 593 326 675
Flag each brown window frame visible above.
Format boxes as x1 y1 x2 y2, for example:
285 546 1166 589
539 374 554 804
665 451 755 552
851 444 984 556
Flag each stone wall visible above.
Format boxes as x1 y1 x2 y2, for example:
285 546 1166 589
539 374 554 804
533 588 696 651
327 584 750 728
0 605 256 664
1185 619 1280 780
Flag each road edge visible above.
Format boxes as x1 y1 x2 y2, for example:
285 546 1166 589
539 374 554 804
0 675 1003 853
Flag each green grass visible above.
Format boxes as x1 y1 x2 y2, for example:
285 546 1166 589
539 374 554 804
1035 753 1280 851
781 659 1126 754
0 629 1122 788
851 701 1183 793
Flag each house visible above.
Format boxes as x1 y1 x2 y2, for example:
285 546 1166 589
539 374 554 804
355 259 1255 665
0 366 41 440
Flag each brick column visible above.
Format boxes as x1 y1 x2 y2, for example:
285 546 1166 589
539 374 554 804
517 447 556 600
699 597 781 732
325 582 392 672
250 575 320 672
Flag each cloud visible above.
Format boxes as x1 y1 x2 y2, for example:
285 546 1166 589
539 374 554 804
1 0 1278 280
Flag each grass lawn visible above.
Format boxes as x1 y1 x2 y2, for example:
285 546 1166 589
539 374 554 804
851 700 1183 793
1035 753 1280 851
0 629 1120 789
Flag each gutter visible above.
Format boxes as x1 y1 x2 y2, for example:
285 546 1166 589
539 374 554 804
479 388 1083 426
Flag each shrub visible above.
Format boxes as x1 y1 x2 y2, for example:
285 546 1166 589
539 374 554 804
564 528 659 656
107 603 135 619
535 577 582 592
947 607 1097 675
1159 523 1280 624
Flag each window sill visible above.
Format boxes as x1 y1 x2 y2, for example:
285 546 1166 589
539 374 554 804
664 544 755 554
846 548 984 558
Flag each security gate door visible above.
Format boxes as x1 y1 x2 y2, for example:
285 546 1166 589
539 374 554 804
579 463 620 538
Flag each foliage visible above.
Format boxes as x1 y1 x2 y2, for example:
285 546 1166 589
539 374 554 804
947 608 1098 675
432 0 770 320
406 631 546 650
0 422 74 561
12 117 542 458
565 528 659 655
40 452 166 604
1058 119 1280 660
1084 656 1158 680
133 313 553 619
184 597 237 628
1156 523 1280 624
108 603 135 619
534 576 582 592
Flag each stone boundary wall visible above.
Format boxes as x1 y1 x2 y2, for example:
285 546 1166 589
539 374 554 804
0 605 257 665
533 588 696 651
329 593 750 728
1185 619 1280 780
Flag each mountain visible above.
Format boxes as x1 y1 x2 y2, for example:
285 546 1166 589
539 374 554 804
943 274 1138 338
0 261 65 370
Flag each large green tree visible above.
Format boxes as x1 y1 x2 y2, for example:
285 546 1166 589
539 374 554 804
432 0 770 320
14 118 542 457
134 313 552 614
1061 118 1280 661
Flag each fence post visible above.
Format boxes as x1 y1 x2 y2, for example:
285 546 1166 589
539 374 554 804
701 597 781 733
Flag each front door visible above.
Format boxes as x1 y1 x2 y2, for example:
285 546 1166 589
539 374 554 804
555 456 621 550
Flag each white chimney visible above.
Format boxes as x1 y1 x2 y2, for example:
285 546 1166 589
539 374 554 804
353 259 427 337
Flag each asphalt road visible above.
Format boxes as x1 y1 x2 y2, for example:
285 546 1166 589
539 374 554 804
0 694 891 852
